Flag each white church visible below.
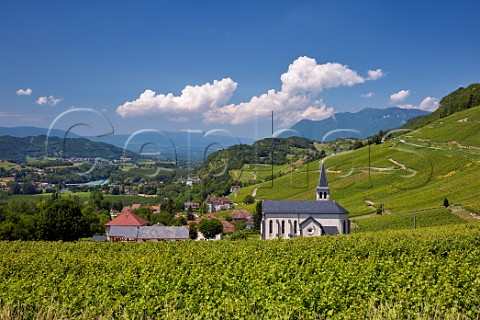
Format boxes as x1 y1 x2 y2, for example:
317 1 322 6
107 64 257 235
261 162 350 239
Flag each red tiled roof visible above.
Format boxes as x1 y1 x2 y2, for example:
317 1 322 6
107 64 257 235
150 206 160 211
105 210 149 226
187 216 235 233
131 204 142 210
219 218 235 233
206 196 231 205
231 210 251 219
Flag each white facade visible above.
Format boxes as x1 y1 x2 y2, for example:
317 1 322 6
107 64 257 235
261 213 350 239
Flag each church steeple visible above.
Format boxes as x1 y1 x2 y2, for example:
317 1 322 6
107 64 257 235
316 161 330 201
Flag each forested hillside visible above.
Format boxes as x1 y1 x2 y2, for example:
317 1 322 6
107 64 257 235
0 135 137 163
408 83 480 129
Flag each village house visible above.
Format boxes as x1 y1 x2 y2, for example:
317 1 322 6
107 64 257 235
261 162 350 239
230 209 251 221
186 177 201 186
230 185 241 193
186 213 235 240
205 196 232 213
184 201 200 211
105 211 148 240
105 211 188 242
107 226 189 242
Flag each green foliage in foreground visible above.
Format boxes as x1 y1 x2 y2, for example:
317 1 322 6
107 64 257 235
2 225 480 319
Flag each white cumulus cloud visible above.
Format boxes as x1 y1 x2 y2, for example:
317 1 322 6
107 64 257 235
204 56 370 126
116 78 237 120
399 97 439 112
16 88 33 96
36 95 62 106
116 56 381 126
366 69 384 80
390 90 410 103
361 92 375 98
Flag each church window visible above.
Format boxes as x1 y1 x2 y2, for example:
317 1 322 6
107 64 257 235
343 220 346 234
269 220 273 234
307 227 314 235
294 221 297 234
281 221 285 234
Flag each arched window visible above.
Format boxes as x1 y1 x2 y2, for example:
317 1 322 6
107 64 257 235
294 220 297 234
269 220 273 233
281 220 285 234
343 220 346 234
324 192 327 199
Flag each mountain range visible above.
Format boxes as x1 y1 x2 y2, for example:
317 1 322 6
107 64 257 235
283 107 430 141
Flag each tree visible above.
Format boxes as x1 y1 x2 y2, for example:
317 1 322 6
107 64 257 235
198 203 208 216
198 218 223 239
133 206 153 223
89 188 108 212
352 140 364 150
186 205 195 220
443 198 450 208
162 198 174 215
81 205 109 236
253 201 262 231
234 221 246 231
188 222 198 240
243 194 255 204
36 198 88 241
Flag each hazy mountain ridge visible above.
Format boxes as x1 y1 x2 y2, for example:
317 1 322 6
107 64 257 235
284 107 430 141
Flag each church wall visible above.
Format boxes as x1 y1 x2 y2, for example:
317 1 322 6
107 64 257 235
262 213 349 239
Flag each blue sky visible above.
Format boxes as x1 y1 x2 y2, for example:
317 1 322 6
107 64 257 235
1 0 479 139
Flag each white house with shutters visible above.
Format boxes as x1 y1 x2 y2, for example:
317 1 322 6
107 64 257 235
261 161 350 239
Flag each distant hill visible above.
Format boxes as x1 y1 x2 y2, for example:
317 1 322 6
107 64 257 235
0 126 80 138
284 107 429 141
408 83 480 129
0 135 137 163
0 126 254 160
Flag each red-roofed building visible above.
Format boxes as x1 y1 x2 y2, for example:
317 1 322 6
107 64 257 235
205 196 232 213
219 218 235 233
105 210 148 227
150 205 161 213
131 203 142 210
105 211 149 240
230 210 251 221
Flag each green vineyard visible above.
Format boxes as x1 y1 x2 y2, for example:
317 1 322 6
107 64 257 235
2 224 480 319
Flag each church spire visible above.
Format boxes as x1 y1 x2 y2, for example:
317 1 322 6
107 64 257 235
316 161 330 201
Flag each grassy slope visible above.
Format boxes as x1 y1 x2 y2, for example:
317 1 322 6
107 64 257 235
233 106 480 218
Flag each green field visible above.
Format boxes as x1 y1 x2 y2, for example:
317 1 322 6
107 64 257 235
233 106 480 217
2 224 480 319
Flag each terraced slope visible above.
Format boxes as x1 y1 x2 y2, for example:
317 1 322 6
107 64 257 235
233 106 480 217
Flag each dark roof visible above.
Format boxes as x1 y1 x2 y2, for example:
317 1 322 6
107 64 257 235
108 226 139 238
318 161 328 188
137 226 189 240
262 200 348 214
322 226 339 235
91 235 107 242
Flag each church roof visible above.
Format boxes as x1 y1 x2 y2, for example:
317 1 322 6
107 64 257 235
262 200 348 214
317 161 328 188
